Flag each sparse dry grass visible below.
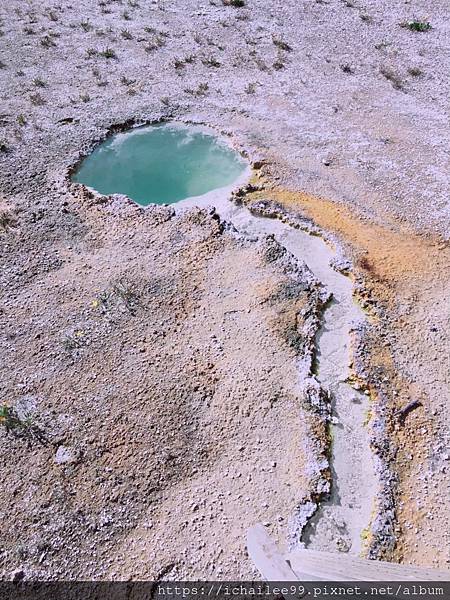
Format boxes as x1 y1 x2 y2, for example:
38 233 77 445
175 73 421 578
40 35 56 48
0 201 17 232
272 35 292 52
408 66 423 77
222 0 245 6
184 82 209 96
340 63 354 74
380 66 404 90
0 404 46 446
32 77 47 87
201 55 221 68
100 47 116 59
30 92 46 105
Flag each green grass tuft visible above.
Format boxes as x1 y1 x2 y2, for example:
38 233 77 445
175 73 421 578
401 20 432 32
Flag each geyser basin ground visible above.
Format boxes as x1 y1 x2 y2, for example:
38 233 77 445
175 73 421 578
72 123 247 205
74 119 376 556
179 191 377 555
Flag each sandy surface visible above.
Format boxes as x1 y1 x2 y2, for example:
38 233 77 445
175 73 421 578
0 200 330 579
0 0 449 578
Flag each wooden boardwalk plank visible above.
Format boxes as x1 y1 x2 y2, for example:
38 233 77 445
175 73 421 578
247 524 322 581
247 524 450 583
286 548 450 582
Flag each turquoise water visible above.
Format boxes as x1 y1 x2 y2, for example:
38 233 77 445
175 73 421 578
72 123 247 205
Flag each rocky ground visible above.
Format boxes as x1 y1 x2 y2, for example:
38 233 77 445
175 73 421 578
0 0 449 579
0 197 330 579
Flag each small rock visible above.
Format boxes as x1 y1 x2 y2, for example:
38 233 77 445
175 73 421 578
336 537 350 552
12 569 25 582
55 445 75 465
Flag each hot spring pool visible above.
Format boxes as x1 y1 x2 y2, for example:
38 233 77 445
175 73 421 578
72 123 248 205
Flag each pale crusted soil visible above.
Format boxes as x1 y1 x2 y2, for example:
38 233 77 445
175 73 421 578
0 0 449 577
0 0 449 235
0 201 328 579
242 189 450 568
